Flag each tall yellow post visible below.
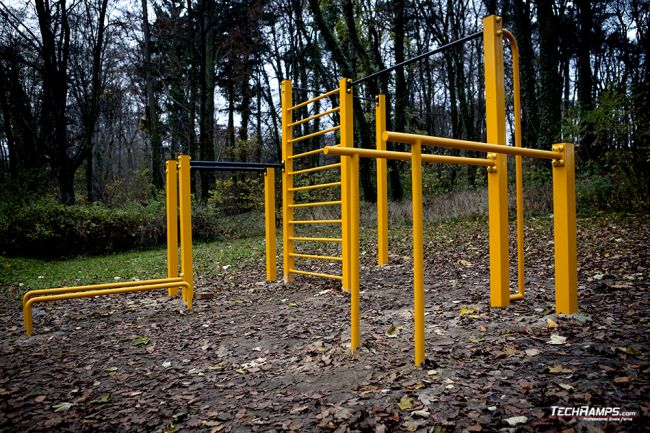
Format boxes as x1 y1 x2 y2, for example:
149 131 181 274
166 161 179 297
178 155 193 308
376 95 389 266
411 140 425 366
350 153 361 352
483 15 510 308
265 168 277 281
339 78 354 292
552 143 578 314
281 80 295 283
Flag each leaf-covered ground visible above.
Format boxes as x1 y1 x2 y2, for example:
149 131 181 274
1 214 648 432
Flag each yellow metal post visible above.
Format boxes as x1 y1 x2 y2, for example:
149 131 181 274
376 95 389 266
552 143 578 314
340 78 354 292
166 161 179 297
350 153 361 352
483 15 510 308
178 155 193 308
265 168 277 281
411 140 425 366
281 80 295 283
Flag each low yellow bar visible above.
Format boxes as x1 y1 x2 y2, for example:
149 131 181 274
289 219 342 225
288 88 339 112
349 152 361 353
376 94 389 266
411 141 425 366
287 162 342 176
289 181 341 192
24 281 191 335
289 269 343 281
289 200 342 208
166 161 179 297
288 125 341 144
323 146 495 167
288 107 340 128
287 147 326 160
510 293 524 301
289 236 342 243
384 131 562 160
289 253 343 261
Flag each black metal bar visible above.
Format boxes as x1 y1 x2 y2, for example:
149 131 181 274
190 165 268 173
351 31 482 86
190 160 283 169
293 86 331 94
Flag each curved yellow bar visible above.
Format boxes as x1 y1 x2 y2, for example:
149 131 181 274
288 88 339 112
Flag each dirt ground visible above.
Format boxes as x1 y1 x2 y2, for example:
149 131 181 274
1 214 648 433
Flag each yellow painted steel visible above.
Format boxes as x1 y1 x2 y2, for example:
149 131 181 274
324 146 495 167
503 28 525 301
484 15 510 308
376 95 389 266
178 155 194 307
289 252 342 261
24 281 190 336
339 78 354 292
287 147 325 160
289 219 342 225
552 143 578 314
288 107 340 128
289 236 342 243
288 125 340 144
287 162 341 176
289 269 343 280
288 87 339 112
265 168 277 281
349 152 361 353
166 161 179 297
288 181 342 192
289 200 341 208
411 140 425 366
282 80 295 283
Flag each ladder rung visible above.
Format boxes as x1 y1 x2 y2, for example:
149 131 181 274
289 182 341 192
289 269 343 281
289 237 342 243
290 253 342 262
289 200 341 208
289 219 342 225
287 148 325 160
288 107 340 128
287 163 342 176
288 126 340 144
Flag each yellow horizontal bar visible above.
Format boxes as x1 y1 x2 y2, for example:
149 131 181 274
287 162 342 176
510 293 524 301
289 219 342 225
289 126 341 144
288 107 340 128
289 253 342 261
23 277 184 308
289 269 343 280
289 181 341 192
289 88 339 111
289 236 342 243
289 200 341 208
287 147 325 160
323 146 495 167
384 131 562 160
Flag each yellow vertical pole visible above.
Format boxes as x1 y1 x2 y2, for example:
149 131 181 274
350 153 360 352
166 160 179 297
265 168 277 281
411 140 425 366
376 94 389 266
339 78 354 292
178 154 193 308
281 80 295 283
483 15 510 308
552 143 578 314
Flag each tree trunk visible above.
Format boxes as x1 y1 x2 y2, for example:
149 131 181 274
536 0 562 149
198 0 216 200
513 0 539 148
390 0 406 201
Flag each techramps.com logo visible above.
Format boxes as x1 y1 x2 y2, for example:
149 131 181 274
550 406 639 422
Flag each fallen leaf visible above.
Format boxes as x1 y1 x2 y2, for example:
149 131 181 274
397 395 413 410
34 395 46 403
504 416 528 426
90 393 112 404
459 305 480 316
459 259 472 267
104 367 118 373
288 303 298 308
547 334 567 345
385 325 400 338
52 402 74 412
426 370 438 377
558 383 575 390
546 319 558 328
548 365 573 374
406 422 417 432
525 348 540 357
469 336 485 343
412 409 430 418
614 376 630 384
131 336 150 347
162 361 172 368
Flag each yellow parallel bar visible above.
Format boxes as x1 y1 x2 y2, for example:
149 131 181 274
24 281 191 336
412 140 425 366
289 253 342 261
350 152 361 354
288 219 342 225
289 269 343 281
287 162 341 176
484 15 510 309
552 143 578 314
324 146 495 166
376 94 389 266
289 200 341 208
504 28 525 300
288 125 341 144
178 155 194 307
288 107 340 128
287 147 325 160
289 181 342 192
384 131 562 160
288 87 339 112
265 168 277 281
166 160 179 297
340 78 352 293
289 236 342 243
282 80 295 283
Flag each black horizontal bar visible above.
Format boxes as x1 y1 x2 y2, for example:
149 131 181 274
191 160 283 168
191 166 267 173
351 31 482 86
